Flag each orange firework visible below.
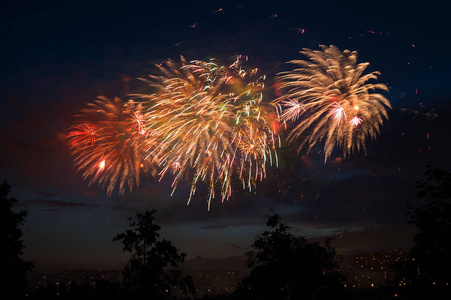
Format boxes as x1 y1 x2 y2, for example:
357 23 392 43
67 96 156 195
275 45 391 161
67 123 97 148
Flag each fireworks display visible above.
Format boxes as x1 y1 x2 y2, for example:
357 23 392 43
275 45 391 162
68 46 392 206
68 57 278 208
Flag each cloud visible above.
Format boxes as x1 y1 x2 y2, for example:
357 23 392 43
315 224 417 256
223 242 243 249
26 199 98 208
37 191 57 198
199 222 253 230
107 203 138 212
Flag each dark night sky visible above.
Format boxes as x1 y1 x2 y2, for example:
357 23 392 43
1 0 450 273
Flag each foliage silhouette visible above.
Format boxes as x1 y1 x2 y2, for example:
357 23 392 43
404 163 451 296
113 209 195 299
234 213 345 299
0 181 34 299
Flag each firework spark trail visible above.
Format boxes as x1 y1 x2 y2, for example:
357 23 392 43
67 96 156 195
134 56 278 208
278 98 305 122
275 45 391 162
67 123 97 149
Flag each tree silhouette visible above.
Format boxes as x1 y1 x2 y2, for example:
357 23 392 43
406 163 451 293
234 213 345 300
0 181 34 299
113 209 195 298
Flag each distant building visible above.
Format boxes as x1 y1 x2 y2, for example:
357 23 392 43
27 269 122 292
344 249 412 288
190 270 240 296
28 268 241 297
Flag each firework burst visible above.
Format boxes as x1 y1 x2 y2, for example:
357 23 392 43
276 45 391 161
67 96 156 195
134 56 278 208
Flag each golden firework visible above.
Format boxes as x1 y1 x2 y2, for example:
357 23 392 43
276 45 391 161
135 56 278 208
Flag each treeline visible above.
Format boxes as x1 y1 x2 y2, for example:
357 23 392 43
2 163 451 299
